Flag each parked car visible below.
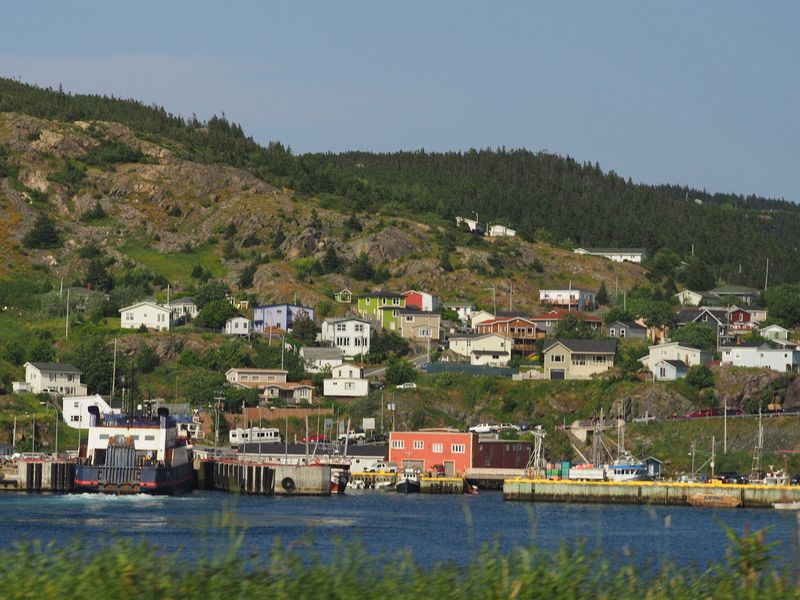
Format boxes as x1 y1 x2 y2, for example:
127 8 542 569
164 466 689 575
364 433 388 444
431 464 446 477
468 423 497 434
369 379 386 390
791 474 800 486
687 408 716 418
368 461 397 473
497 423 521 432
338 429 366 443
396 382 417 389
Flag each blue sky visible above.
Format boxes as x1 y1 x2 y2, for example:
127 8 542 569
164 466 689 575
3 2 798 201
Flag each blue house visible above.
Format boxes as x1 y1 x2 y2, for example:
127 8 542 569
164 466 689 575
253 303 315 333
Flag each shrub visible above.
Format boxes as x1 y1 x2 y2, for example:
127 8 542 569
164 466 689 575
22 213 60 249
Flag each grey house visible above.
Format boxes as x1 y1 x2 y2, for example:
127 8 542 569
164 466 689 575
606 321 647 340
653 359 689 381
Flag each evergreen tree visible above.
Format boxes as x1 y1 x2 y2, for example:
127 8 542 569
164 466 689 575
321 245 340 273
596 282 609 305
22 213 60 249
350 252 374 280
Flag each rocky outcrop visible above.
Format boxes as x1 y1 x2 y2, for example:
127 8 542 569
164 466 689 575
348 227 417 263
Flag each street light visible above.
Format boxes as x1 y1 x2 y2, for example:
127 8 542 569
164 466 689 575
210 395 224 452
40 400 58 455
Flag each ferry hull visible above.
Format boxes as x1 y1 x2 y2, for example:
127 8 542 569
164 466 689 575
75 462 194 495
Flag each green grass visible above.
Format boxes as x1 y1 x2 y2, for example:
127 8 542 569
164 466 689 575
120 238 226 284
0 523 794 599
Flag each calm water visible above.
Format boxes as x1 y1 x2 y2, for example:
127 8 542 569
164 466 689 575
0 490 797 569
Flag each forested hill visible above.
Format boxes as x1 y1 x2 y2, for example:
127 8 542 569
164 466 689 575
2 77 799 287
296 150 800 287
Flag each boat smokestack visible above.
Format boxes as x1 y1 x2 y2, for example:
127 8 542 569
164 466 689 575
157 407 169 429
87 405 100 428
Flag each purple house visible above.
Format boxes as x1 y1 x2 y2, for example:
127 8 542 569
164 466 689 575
253 303 315 333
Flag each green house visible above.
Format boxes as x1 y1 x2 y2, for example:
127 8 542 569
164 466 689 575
356 291 406 331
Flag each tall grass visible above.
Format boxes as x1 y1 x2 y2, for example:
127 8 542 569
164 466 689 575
0 524 795 599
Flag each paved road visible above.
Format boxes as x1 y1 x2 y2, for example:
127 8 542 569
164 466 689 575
364 352 428 378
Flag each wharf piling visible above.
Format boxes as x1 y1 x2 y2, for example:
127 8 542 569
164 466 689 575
503 478 800 508
17 460 75 492
421 477 467 494
211 460 275 495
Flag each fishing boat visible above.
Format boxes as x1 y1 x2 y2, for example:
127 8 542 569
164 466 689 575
687 493 741 508
395 467 421 493
773 501 800 510
75 406 194 494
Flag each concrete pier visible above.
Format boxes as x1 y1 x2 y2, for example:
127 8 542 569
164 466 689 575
272 464 331 496
503 478 800 508
421 476 467 494
211 461 275 495
17 460 75 492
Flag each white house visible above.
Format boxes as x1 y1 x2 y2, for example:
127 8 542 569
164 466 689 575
168 297 198 320
652 359 690 381
487 224 516 237
442 301 476 323
62 394 120 429
760 324 790 342
226 368 288 387
24 362 88 396
223 316 252 337
448 333 512 366
323 363 369 397
640 342 713 372
469 309 496 329
573 248 647 263
539 288 596 311
720 343 800 372
674 290 720 306
320 316 371 358
455 216 485 234
119 301 173 331
300 347 344 373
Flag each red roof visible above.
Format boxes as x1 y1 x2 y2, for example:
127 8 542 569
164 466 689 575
530 309 601 323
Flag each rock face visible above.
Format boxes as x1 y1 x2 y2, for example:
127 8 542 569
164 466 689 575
630 386 694 419
714 366 796 411
348 227 417 263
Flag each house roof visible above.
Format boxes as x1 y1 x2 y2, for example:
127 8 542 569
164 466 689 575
449 332 513 342
169 297 195 305
472 350 511 356
530 310 602 323
262 382 314 390
576 247 647 254
118 300 171 313
710 285 760 296
760 324 788 332
606 321 646 330
358 290 404 299
322 316 370 325
254 303 314 311
397 309 440 317
301 347 344 361
648 341 705 352
25 362 82 373
476 316 537 327
657 359 689 369
226 368 288 376
542 339 617 354
442 301 475 308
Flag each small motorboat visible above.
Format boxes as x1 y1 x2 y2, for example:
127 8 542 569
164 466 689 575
395 468 421 493
773 501 800 510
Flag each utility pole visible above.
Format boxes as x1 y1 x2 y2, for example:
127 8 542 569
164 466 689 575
485 286 496 315
12 415 16 447
723 399 727 454
711 436 716 479
508 280 513 312
764 258 769 291
65 288 70 340
111 338 117 400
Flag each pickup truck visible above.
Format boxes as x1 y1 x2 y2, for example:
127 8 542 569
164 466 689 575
338 429 366 443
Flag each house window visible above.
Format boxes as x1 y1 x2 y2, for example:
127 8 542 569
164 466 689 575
573 355 586 366
413 440 424 450
552 355 564 363
354 324 363 332
366 298 371 305
659 367 666 378
336 323 346 332
432 443 443 453
420 329 430 337
609 329 616 337
392 298 400 305
620 329 626 338
392 440 405 449
405 316 413 322
451 444 466 453
73 401 80 408
345 382 355 390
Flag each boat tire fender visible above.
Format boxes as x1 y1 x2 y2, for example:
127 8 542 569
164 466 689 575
281 477 295 492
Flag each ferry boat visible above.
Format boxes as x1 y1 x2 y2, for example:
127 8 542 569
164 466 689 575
75 406 194 494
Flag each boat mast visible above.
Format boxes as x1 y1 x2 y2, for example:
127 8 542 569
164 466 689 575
526 426 547 478
750 407 764 479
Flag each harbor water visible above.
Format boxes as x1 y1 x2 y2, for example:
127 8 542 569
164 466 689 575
0 490 797 569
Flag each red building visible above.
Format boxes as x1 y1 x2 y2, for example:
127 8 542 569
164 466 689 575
389 430 475 475
388 430 532 476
